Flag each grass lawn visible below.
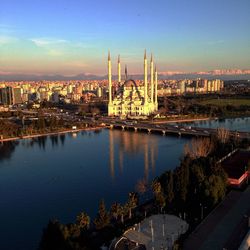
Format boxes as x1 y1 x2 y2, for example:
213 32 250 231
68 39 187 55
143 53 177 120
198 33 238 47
201 98 250 107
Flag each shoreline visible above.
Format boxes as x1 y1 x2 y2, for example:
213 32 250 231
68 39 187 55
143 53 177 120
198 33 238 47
0 126 105 143
153 117 216 124
154 114 250 124
1 115 250 142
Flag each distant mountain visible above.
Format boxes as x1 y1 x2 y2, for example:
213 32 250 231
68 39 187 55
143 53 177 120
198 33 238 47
158 73 250 81
1 69 250 81
158 69 250 80
0 73 104 81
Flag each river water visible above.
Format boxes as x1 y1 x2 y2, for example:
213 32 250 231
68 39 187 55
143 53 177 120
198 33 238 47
179 116 250 132
0 117 249 250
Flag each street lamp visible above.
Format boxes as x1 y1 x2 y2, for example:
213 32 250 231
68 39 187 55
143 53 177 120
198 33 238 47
200 203 203 220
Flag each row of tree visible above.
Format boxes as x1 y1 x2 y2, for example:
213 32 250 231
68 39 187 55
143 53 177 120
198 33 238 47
39 192 140 250
158 95 250 117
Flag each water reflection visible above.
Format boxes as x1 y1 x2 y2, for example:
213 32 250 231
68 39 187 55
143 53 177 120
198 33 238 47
109 131 115 178
181 117 250 132
37 136 47 150
22 136 48 150
59 134 65 145
50 135 59 147
0 141 18 162
0 118 249 250
0 134 68 163
108 130 158 181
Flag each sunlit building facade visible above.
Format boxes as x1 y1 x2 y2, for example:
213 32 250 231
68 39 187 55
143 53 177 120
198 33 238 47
108 51 158 117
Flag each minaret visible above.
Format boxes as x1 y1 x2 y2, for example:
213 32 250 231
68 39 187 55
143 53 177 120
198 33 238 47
154 66 158 110
150 53 154 103
125 64 128 80
108 51 112 104
118 55 121 84
144 50 148 104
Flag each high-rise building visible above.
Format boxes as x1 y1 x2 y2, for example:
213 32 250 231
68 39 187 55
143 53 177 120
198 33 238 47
178 80 186 94
0 87 13 105
12 87 22 104
97 87 103 97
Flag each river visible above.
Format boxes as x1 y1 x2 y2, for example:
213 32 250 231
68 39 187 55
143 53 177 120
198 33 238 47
0 117 249 250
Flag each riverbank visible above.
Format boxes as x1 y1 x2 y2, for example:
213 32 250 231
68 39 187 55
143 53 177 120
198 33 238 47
0 126 105 142
153 114 250 124
1 117 250 250
153 116 215 124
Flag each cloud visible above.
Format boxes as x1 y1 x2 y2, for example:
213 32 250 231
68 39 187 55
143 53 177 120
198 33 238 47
29 37 96 57
30 38 68 47
30 37 69 56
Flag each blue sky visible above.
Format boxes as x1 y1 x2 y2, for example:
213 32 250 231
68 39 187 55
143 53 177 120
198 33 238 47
0 0 250 75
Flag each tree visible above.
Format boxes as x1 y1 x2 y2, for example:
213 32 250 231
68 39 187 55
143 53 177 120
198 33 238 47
39 220 72 250
94 199 110 230
90 107 100 116
37 116 46 131
110 202 122 221
166 171 174 204
174 159 190 208
152 180 161 194
184 138 214 159
152 180 166 209
202 174 227 206
49 116 58 131
76 212 90 230
188 161 206 207
136 179 147 194
126 192 138 219
67 223 81 239
216 127 229 144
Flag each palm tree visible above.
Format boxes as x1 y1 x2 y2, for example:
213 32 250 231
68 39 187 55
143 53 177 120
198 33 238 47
126 192 138 219
110 202 122 221
94 199 110 230
76 211 90 230
152 180 166 212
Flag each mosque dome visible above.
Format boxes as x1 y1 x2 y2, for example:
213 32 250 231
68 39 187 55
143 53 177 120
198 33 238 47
123 79 139 88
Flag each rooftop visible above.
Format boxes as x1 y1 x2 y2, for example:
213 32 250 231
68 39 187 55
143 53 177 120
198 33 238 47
111 214 188 250
221 150 250 179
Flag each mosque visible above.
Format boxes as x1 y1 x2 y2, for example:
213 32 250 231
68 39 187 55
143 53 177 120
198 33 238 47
108 50 158 117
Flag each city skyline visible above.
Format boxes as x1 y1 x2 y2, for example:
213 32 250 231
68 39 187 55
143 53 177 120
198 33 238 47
0 0 250 76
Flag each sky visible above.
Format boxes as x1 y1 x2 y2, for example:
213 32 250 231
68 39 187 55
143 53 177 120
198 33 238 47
0 0 250 76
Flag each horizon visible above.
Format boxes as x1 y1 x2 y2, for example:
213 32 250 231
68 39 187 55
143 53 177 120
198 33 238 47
1 0 250 76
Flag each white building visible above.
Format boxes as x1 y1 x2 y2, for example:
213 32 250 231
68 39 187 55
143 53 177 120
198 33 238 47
108 51 158 117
